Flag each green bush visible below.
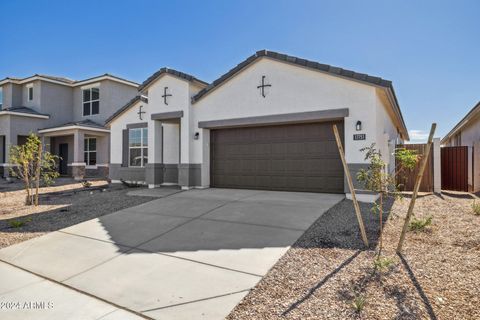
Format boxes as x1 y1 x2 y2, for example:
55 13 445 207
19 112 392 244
373 256 395 271
472 201 480 215
9 218 31 228
352 295 366 313
409 216 433 231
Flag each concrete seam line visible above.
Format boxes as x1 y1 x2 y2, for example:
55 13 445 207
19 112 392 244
136 248 264 278
0 259 153 320
128 191 267 251
140 288 252 313
56 231 264 278
197 217 306 232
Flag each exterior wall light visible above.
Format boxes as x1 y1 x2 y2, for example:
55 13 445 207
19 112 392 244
194 132 200 140
356 121 362 131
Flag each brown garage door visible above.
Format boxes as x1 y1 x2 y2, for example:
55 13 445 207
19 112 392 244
210 121 344 193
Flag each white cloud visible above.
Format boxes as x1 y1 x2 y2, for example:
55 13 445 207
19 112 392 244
408 130 429 143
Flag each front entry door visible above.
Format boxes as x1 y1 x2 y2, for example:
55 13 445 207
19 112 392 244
59 143 68 175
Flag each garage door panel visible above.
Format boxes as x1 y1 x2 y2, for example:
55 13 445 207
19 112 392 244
211 121 344 193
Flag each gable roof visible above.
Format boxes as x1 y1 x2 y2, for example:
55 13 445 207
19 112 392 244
441 101 480 144
0 73 139 88
138 68 208 92
104 95 148 125
192 50 394 103
191 49 409 140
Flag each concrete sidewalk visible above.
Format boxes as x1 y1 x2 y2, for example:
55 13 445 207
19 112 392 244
0 188 344 319
0 262 144 320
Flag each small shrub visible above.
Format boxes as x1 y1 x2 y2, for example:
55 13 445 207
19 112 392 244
9 218 31 228
82 180 92 188
409 216 433 232
374 256 395 271
352 294 366 313
472 201 480 215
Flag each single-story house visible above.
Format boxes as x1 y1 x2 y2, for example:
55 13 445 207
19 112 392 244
105 50 409 197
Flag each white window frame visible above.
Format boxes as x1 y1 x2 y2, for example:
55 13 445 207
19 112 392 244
84 137 97 165
128 128 148 167
27 83 34 101
82 86 100 116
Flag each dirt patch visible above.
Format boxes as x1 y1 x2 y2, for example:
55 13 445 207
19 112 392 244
0 179 156 249
227 193 480 320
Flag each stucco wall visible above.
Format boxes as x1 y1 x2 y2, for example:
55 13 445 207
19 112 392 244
0 115 47 165
1 83 22 109
192 58 381 165
40 81 74 127
72 80 138 124
110 99 149 164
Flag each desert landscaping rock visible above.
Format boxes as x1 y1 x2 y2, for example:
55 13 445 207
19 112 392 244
0 179 156 249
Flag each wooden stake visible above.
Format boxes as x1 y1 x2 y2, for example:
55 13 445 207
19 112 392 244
396 123 436 253
333 125 369 247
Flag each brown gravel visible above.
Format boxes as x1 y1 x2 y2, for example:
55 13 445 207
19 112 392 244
227 192 480 320
0 179 155 249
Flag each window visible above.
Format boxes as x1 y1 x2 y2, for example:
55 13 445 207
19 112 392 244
0 87 3 108
28 86 34 101
82 87 100 116
84 138 97 165
129 128 148 167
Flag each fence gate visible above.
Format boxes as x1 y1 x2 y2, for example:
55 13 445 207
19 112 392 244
441 146 468 192
396 144 433 192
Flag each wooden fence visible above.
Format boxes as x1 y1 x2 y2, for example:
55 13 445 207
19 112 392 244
396 144 434 192
441 146 469 192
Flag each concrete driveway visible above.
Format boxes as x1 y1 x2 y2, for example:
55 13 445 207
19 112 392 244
0 188 343 320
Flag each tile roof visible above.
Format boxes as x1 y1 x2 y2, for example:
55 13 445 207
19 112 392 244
138 68 208 92
40 119 106 131
0 106 49 117
192 50 393 103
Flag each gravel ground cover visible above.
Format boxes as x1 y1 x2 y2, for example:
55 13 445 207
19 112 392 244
0 179 155 249
227 192 480 319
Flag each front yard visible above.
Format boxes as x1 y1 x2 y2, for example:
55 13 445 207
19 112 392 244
1 178 479 319
228 193 480 319
0 179 155 249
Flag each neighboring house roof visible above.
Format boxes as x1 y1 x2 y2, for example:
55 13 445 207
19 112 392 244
0 106 50 119
441 101 480 144
104 95 148 125
38 119 109 133
0 73 139 88
191 49 409 140
138 68 208 92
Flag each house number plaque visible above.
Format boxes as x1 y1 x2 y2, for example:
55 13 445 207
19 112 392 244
353 134 366 140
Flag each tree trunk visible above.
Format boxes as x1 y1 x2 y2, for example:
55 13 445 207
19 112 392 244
23 162 32 205
378 193 383 256
34 142 42 206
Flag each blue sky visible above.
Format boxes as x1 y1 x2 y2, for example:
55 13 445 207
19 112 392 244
1 0 478 141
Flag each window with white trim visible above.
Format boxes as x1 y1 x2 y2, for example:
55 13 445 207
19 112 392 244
82 87 100 116
84 138 97 165
129 128 148 167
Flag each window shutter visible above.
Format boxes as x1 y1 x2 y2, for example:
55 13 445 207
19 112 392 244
122 129 128 167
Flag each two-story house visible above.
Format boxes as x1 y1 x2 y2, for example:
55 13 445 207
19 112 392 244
0 74 138 179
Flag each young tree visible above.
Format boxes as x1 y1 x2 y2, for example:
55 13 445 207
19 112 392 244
9 133 59 206
357 144 419 256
